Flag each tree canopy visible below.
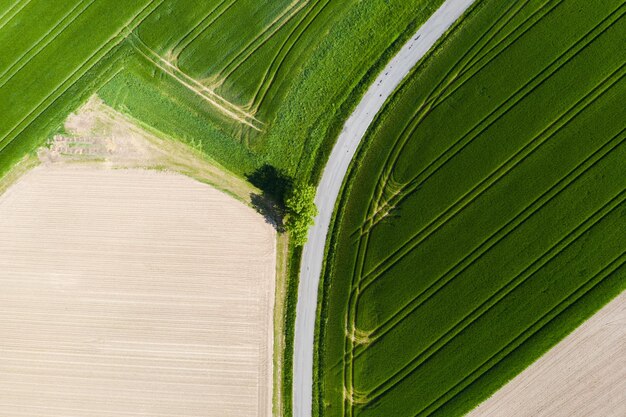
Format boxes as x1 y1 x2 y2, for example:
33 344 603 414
284 183 318 246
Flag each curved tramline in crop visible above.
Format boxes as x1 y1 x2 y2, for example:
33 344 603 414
358 189 626 403
130 34 264 131
245 0 331 109
249 0 331 113
175 0 329 121
318 1 626 416
338 2 541 411
350 6 625 307
363 0 568 229
357 57 626 297
138 0 323 131
348 128 626 361
170 0 239 63
361 0 562 226
161 0 337 125
213 0 310 88
348 45 624 417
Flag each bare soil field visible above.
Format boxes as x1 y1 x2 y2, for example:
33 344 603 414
468 291 625 417
0 165 276 416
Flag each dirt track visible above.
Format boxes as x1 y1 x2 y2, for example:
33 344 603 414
469 292 625 417
0 166 275 417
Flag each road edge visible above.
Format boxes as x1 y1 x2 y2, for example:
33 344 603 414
292 0 478 416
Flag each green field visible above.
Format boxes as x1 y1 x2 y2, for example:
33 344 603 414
318 1 626 416
84 0 447 180
0 0 157 178
0 0 448 183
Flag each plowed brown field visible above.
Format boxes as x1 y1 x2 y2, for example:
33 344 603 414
469 292 625 417
0 166 275 417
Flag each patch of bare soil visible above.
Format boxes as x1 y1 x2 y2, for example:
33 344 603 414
0 98 278 415
38 96 255 202
468 292 625 417
0 166 275 417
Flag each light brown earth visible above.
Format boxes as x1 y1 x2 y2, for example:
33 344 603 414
37 96 256 202
468 291 626 417
0 163 275 416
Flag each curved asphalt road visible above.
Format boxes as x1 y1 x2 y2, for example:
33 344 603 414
292 0 477 416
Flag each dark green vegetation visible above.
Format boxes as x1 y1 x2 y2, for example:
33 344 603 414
246 165 317 245
318 1 626 416
285 183 318 246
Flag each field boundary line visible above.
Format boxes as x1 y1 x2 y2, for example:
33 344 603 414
130 35 263 130
217 0 309 84
250 0 329 112
362 191 626 401
413 251 626 416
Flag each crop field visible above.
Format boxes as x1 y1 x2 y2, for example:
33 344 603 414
135 0 344 123
93 0 446 179
0 0 448 183
467 292 625 417
318 0 626 416
0 165 276 416
0 0 160 179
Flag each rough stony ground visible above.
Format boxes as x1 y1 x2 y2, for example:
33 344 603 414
0 165 276 417
468 291 625 417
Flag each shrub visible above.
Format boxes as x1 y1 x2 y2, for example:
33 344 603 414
285 183 318 246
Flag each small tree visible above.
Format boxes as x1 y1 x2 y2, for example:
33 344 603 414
284 183 318 246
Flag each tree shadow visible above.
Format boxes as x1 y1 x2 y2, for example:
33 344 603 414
247 164 293 232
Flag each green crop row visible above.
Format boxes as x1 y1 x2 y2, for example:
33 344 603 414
317 0 626 416
0 0 161 179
